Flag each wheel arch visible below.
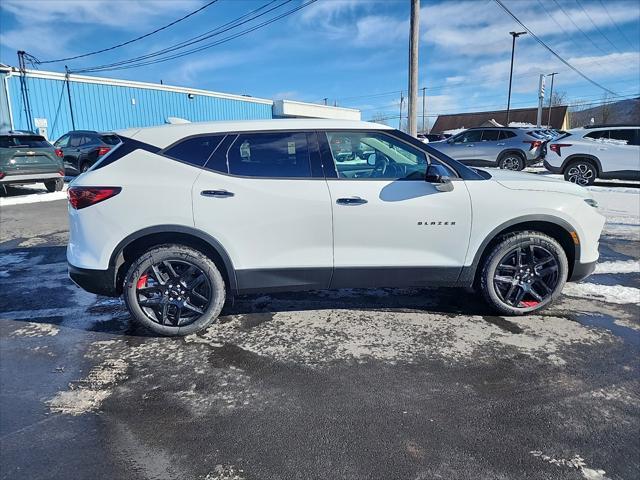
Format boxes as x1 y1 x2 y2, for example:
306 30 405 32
561 154 602 174
498 149 527 161
460 215 580 287
109 225 237 295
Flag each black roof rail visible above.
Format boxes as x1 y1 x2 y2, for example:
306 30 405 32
583 124 640 129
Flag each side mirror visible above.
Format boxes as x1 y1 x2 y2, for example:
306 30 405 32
425 164 454 192
367 153 377 166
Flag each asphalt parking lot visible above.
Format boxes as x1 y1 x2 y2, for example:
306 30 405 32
1 183 639 480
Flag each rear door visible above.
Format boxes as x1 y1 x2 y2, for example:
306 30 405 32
192 131 334 293
604 129 640 176
321 130 472 288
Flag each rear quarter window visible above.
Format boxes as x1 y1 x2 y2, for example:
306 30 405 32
163 135 225 167
100 134 121 145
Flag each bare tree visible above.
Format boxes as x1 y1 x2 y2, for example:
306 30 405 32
601 94 612 124
551 90 567 106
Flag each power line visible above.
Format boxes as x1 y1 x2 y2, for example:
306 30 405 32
549 0 610 56
493 0 617 96
575 0 622 54
597 0 637 49
535 0 594 57
71 0 317 74
37 0 220 64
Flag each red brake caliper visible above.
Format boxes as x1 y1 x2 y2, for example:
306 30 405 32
521 300 539 308
136 274 148 289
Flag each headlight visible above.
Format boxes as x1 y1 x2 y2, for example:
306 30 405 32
584 198 598 208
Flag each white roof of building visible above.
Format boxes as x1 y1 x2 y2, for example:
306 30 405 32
121 118 392 148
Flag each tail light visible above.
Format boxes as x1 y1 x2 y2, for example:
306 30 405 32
0 172 5 180
55 148 64 158
68 186 121 210
549 143 571 156
523 140 543 150
97 147 111 156
58 169 65 176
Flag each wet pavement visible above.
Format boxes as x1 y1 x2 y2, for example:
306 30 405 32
1 195 639 480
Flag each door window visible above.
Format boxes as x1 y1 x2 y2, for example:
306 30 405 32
227 132 311 178
608 129 635 145
326 131 428 180
585 130 609 140
481 130 500 141
456 130 483 143
54 134 70 147
499 130 517 140
69 135 82 147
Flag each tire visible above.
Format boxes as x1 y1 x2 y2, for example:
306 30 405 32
45 178 64 192
123 244 226 336
498 152 525 171
80 162 90 173
480 231 568 315
564 159 597 186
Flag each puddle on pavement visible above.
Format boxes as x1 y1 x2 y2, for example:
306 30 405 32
570 312 640 348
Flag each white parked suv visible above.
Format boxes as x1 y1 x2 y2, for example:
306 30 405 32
545 125 640 185
67 119 605 336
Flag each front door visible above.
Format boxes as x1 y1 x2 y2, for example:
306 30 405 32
192 131 333 293
321 130 472 288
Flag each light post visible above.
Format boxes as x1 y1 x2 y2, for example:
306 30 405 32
546 72 558 127
506 31 527 125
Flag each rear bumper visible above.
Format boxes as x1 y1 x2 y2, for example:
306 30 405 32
543 160 563 174
68 263 118 297
569 260 597 282
0 171 63 184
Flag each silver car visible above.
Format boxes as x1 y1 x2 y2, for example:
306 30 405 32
429 127 546 170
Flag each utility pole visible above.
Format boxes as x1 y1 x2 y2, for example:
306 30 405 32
506 31 527 125
407 0 420 137
421 87 426 133
536 73 545 127
546 72 558 127
399 91 404 130
323 98 328 105
65 66 76 130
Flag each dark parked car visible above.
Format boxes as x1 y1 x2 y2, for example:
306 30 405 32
0 131 64 193
54 130 121 175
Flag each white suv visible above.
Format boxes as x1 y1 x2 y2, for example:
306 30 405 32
545 125 640 185
67 119 605 336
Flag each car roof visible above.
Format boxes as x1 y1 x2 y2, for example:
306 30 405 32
119 119 393 149
582 124 639 129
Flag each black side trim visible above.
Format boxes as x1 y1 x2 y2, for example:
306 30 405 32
68 263 118 297
569 261 596 282
331 266 461 289
109 225 238 293
599 170 640 180
457 215 581 286
543 159 562 174
236 268 332 294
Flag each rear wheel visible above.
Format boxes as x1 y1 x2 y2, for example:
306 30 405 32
80 162 90 173
564 160 596 186
480 231 568 315
45 178 64 192
123 245 226 336
498 152 525 171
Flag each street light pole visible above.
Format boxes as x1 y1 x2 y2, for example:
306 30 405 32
407 0 420 137
546 72 558 127
506 31 527 125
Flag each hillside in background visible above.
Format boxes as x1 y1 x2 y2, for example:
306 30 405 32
569 97 640 128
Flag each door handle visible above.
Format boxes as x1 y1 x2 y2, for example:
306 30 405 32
466 144 474 147
336 196 367 205
201 189 234 198
497 143 505 146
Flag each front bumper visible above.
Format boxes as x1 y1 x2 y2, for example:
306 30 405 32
569 260 597 282
68 263 119 297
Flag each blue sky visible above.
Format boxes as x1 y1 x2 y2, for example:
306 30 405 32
1 0 638 125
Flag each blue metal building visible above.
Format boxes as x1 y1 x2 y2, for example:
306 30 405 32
0 65 359 141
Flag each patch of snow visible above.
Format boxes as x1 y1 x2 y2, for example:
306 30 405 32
202 465 246 480
563 283 640 304
11 322 59 337
530 451 610 480
594 260 639 274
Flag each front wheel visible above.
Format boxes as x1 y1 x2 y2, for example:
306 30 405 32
480 231 568 315
564 160 596 186
123 245 226 336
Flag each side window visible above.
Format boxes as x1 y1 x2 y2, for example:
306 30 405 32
585 130 609 140
326 131 428 180
457 130 483 143
54 134 70 147
164 135 225 167
69 135 81 147
227 132 311 178
608 129 635 145
499 131 516 140
481 130 500 141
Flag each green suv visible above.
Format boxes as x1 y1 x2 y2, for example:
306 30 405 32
0 132 64 193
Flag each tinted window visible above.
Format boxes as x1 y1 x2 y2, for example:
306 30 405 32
69 135 82 147
499 130 517 140
164 135 225 167
481 130 500 141
54 134 70 147
585 130 608 140
608 129 635 145
227 132 311 178
456 130 483 143
326 131 428 180
0 135 50 148
100 134 121 145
